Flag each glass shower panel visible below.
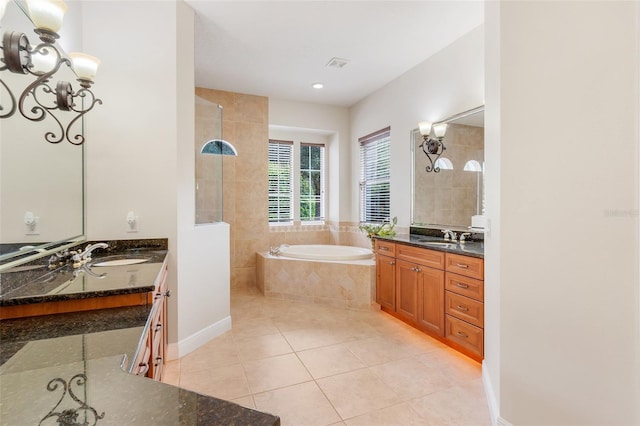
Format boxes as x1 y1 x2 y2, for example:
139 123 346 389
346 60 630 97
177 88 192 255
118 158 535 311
195 96 223 224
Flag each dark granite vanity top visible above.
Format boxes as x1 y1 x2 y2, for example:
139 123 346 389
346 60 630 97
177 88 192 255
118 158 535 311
0 239 280 425
0 307 279 425
377 233 484 258
0 241 168 306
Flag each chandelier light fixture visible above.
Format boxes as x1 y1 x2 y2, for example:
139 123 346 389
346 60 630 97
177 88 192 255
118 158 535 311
0 0 102 145
418 121 448 173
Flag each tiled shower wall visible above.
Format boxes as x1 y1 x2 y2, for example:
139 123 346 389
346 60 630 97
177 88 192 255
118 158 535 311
195 88 269 289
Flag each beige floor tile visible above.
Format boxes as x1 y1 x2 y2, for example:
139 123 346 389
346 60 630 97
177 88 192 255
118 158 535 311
253 381 341 426
232 317 282 339
408 384 492 426
368 356 455 401
316 368 401 420
179 338 240 373
242 353 312 394
344 402 426 426
231 395 256 410
282 326 357 352
297 343 366 379
161 359 180 387
346 336 419 366
179 363 251 401
177 288 491 426
235 332 293 361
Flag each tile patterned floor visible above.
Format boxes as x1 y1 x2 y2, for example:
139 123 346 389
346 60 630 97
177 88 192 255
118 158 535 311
162 288 492 425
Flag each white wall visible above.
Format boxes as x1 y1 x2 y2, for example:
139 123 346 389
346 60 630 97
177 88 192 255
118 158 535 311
485 1 639 424
269 99 350 222
82 0 230 356
349 25 484 226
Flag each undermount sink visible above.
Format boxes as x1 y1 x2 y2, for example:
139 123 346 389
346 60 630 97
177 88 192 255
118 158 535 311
422 241 457 246
91 257 150 267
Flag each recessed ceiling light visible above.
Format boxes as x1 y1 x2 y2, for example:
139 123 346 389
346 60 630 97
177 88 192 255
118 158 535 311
312 82 324 89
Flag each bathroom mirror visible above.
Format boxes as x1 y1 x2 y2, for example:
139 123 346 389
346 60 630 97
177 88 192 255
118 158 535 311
0 0 85 270
411 106 484 231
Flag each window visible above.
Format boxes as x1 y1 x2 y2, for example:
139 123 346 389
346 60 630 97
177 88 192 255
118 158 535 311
300 143 325 222
268 140 293 223
359 127 391 223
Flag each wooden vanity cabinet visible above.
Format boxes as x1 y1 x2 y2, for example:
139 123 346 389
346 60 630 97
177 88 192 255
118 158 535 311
395 245 445 336
375 240 396 311
132 261 169 381
374 239 484 361
444 254 485 360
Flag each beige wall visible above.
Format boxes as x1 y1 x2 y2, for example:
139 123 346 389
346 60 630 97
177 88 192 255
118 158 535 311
485 1 639 424
195 88 269 289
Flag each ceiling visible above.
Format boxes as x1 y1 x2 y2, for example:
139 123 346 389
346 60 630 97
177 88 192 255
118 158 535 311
186 1 484 107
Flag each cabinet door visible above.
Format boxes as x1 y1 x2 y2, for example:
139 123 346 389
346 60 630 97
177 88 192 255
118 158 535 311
395 260 419 324
417 266 445 336
376 254 396 310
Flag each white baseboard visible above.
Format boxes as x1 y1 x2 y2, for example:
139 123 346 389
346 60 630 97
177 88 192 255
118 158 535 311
166 315 232 360
482 360 499 425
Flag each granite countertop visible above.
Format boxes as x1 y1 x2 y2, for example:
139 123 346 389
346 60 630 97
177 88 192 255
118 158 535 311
0 304 280 425
0 239 280 425
0 243 168 307
377 233 484 258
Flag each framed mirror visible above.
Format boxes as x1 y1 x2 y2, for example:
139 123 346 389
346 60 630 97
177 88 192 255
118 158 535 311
0 0 85 270
411 106 484 231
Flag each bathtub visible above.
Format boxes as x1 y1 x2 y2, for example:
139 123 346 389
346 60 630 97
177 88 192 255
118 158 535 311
256 244 376 310
276 244 373 261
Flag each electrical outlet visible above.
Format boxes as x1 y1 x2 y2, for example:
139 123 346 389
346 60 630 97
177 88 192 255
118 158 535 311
126 211 138 233
24 211 40 235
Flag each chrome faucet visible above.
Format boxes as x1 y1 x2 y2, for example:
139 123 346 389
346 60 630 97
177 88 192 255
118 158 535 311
72 243 108 267
442 230 457 242
459 232 472 243
269 246 281 256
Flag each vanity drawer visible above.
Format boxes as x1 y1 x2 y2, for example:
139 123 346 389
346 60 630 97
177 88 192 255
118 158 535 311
445 291 484 328
445 272 484 301
375 240 396 256
396 244 445 270
445 253 483 280
446 315 484 358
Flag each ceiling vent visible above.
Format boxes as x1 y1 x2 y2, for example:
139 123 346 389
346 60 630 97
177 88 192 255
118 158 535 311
326 57 349 69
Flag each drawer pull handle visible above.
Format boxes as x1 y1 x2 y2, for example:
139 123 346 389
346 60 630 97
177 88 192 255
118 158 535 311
412 266 421 272
155 323 163 332
456 263 469 269
380 246 389 251
137 362 150 376
389 261 395 265
457 331 469 338
154 356 163 367
456 282 469 289
456 305 469 312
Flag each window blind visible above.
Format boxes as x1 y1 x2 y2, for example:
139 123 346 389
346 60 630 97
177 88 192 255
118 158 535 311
300 143 325 221
359 127 391 223
268 140 293 223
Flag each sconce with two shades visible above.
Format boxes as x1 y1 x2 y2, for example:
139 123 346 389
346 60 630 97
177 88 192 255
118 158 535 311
418 121 448 173
0 0 102 145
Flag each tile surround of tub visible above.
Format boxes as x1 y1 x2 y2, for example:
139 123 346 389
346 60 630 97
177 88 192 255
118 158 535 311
256 253 375 310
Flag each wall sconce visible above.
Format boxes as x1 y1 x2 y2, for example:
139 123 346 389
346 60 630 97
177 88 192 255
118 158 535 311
418 121 448 172
0 0 102 145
